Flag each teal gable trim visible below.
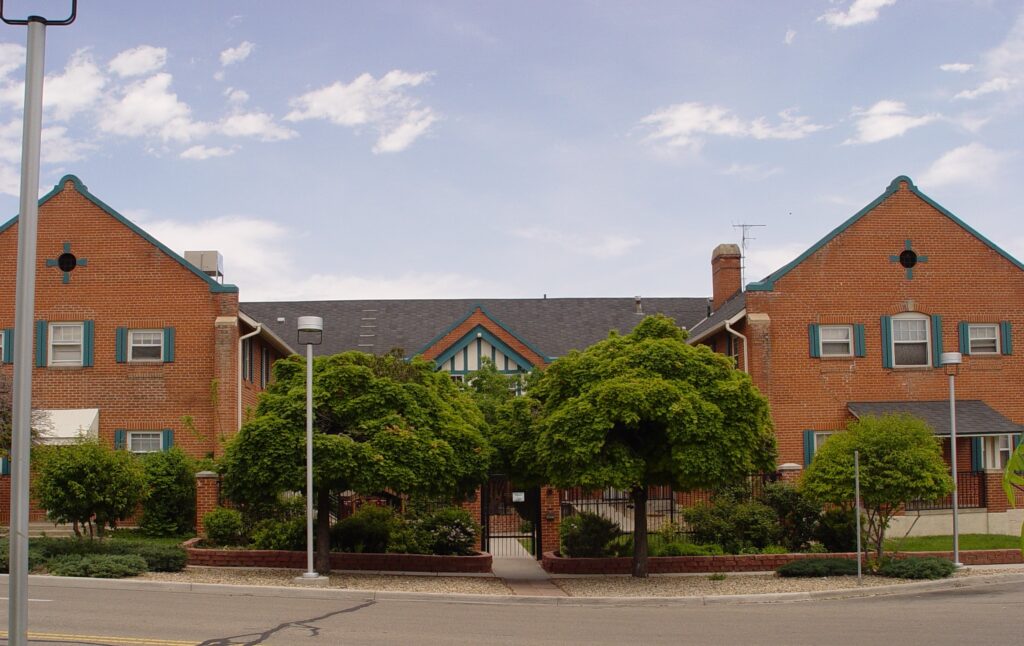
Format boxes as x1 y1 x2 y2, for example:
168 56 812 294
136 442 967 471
746 176 1024 292
434 325 535 373
0 176 238 294
414 303 550 362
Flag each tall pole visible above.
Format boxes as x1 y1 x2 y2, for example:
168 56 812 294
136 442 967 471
9 17 46 646
303 340 317 578
854 450 862 585
949 371 961 567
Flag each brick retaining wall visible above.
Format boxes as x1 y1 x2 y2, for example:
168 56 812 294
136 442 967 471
184 540 492 573
542 548 1024 574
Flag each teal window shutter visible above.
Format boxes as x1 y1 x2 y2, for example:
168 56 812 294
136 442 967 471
35 320 47 367
854 324 866 357
803 430 815 467
114 429 127 451
808 324 820 358
163 326 176 363
970 437 983 472
958 321 970 355
930 315 942 368
1013 434 1022 450
0 456 9 476
880 316 892 368
83 320 95 367
1001 321 1013 355
161 429 174 451
115 327 127 363
2 328 12 363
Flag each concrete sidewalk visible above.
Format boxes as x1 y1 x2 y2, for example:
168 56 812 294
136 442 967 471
490 557 566 596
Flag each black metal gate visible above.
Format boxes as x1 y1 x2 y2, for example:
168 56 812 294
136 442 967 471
480 475 541 559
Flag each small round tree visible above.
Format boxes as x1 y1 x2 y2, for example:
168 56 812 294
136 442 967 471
801 413 953 559
140 447 196 537
32 440 148 538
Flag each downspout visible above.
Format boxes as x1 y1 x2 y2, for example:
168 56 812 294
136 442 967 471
235 325 260 432
724 311 748 374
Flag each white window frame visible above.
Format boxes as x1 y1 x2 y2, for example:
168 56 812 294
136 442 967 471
814 431 835 453
260 348 270 389
891 313 931 368
968 324 1000 355
449 374 465 383
48 322 84 367
983 435 1013 470
0 332 4 363
128 329 163 362
819 325 853 357
128 431 163 454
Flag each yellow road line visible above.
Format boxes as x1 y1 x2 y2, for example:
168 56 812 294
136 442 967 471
0 631 196 645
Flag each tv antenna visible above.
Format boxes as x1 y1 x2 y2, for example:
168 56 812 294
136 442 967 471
732 223 765 288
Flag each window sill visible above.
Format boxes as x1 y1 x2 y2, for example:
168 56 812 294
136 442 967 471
127 360 164 365
46 364 85 369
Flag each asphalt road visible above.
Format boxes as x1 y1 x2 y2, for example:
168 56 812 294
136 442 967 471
1 578 1022 645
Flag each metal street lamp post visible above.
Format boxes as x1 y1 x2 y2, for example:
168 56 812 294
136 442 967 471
1 4 77 645
296 316 323 580
940 351 963 568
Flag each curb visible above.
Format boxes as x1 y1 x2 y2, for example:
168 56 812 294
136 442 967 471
8 571 1024 607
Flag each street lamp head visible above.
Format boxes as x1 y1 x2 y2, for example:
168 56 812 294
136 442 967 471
940 352 962 366
297 316 323 346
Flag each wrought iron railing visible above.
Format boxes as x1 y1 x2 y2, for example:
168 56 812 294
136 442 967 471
905 471 986 511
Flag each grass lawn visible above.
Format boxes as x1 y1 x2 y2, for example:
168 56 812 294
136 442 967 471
885 533 1021 552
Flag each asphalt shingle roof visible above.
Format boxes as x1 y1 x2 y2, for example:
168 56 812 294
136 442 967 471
687 292 746 341
241 297 709 360
847 400 1023 436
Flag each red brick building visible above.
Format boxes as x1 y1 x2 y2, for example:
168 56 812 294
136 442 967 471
0 176 291 522
689 176 1024 534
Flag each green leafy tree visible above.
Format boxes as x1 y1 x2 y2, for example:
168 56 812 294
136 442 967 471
1002 441 1024 555
465 358 545 484
220 351 492 573
32 441 148 538
530 315 777 577
140 447 196 537
802 414 953 560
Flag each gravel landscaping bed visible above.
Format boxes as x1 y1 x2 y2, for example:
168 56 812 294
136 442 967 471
136 565 1024 597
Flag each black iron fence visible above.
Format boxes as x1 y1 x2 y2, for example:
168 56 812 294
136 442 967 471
905 471 986 511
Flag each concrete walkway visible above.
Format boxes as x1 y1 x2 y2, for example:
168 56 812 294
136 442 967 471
490 556 567 597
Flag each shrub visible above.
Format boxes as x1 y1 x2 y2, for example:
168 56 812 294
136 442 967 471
656 542 724 557
32 441 148 537
777 557 859 577
683 499 781 553
877 557 955 580
106 541 187 572
47 553 148 578
559 512 621 558
203 508 244 546
813 507 861 553
140 448 196 537
251 517 307 551
420 507 479 556
761 545 790 554
331 505 396 553
759 482 820 552
386 522 429 554
0 541 48 573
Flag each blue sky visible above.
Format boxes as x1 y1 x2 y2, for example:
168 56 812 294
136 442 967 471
0 0 1022 301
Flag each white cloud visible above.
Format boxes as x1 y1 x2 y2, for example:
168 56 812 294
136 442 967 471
918 143 1011 188
940 62 973 73
220 111 296 142
640 102 824 151
844 100 938 144
134 212 487 300
0 43 25 80
109 45 167 78
285 70 438 153
224 87 249 104
180 145 235 160
819 0 896 28
44 50 106 121
98 73 209 142
220 41 255 67
784 29 796 45
744 242 810 284
512 226 641 259
41 125 92 163
954 77 1015 100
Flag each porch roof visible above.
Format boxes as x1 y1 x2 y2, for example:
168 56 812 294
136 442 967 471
847 400 1023 437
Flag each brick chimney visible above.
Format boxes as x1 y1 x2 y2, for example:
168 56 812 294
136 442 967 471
711 243 742 311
